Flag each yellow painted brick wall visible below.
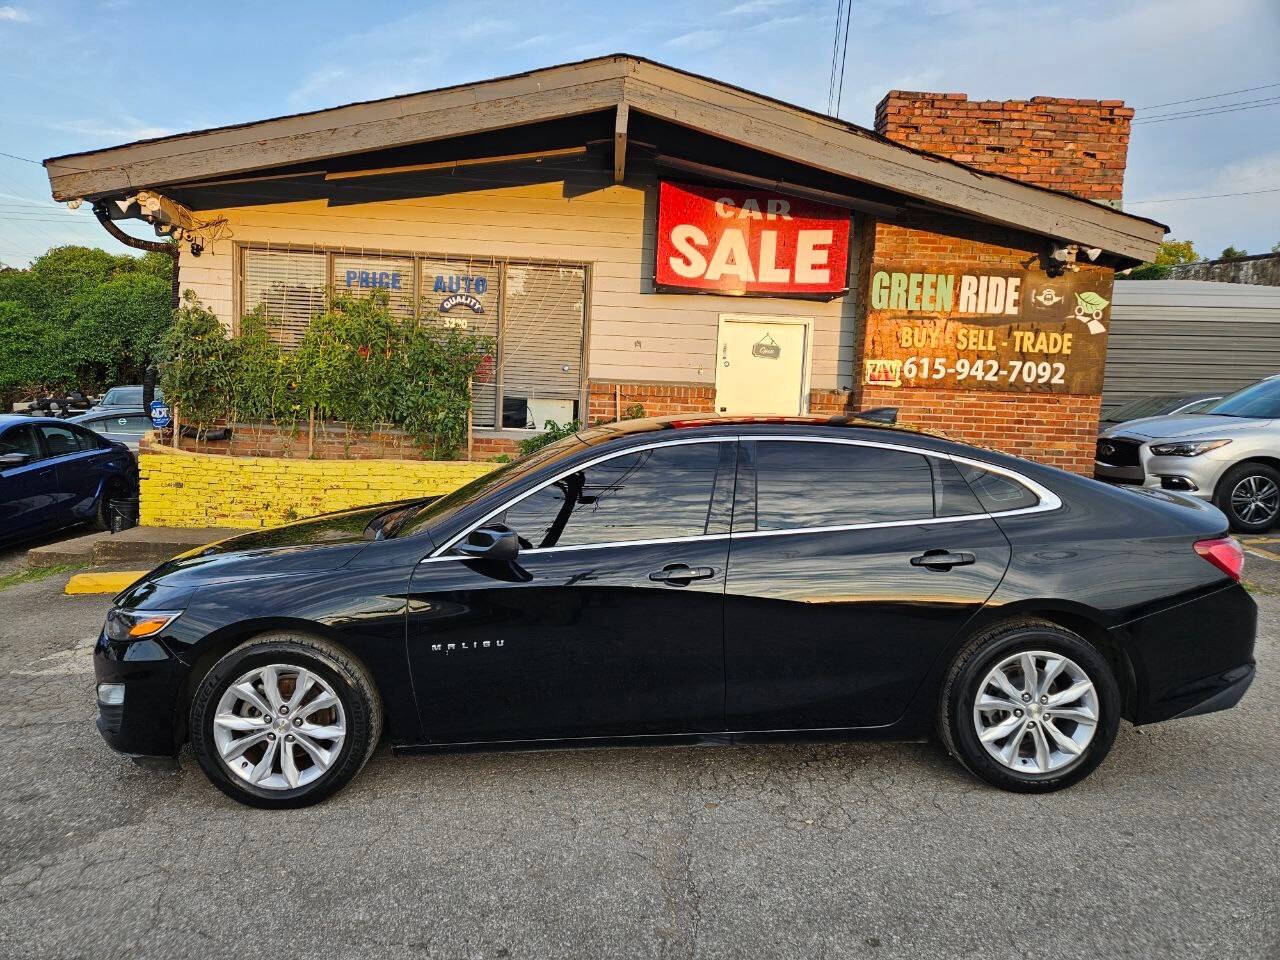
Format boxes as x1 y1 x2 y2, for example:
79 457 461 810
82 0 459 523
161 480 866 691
139 447 495 529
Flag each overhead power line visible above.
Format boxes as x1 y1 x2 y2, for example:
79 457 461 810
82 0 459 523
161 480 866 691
1135 81 1280 112
1126 186 1280 205
0 150 40 164
1133 96 1280 125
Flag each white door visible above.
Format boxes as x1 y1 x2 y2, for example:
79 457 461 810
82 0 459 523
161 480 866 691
714 315 812 415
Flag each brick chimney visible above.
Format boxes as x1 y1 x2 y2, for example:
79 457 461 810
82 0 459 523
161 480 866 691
874 92 1134 206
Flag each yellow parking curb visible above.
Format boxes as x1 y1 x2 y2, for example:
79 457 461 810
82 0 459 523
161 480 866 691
64 572 147 595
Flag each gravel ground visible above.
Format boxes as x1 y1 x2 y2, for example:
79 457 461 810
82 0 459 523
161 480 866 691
0 539 1276 960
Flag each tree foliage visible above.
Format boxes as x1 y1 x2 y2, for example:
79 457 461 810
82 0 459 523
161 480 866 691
0 244 175 407
1220 245 1248 260
1153 239 1198 265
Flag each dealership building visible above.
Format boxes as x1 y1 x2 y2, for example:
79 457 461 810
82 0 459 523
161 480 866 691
45 54 1163 474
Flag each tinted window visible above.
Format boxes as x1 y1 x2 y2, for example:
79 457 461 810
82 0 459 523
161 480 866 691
752 441 934 531
499 442 726 549
0 425 41 460
1205 377 1280 418
39 424 102 456
958 464 1039 513
932 457 984 517
104 387 144 406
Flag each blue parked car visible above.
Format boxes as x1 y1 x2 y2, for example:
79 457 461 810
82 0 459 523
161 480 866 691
0 415 138 546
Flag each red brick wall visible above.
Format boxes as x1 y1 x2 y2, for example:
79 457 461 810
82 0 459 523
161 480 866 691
874 91 1133 203
588 382 716 422
851 207 1113 475
851 92 1130 476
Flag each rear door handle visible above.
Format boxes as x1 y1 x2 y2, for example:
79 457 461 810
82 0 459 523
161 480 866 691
648 564 716 585
910 550 976 570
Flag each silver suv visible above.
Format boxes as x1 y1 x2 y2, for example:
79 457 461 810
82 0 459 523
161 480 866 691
1096 376 1280 532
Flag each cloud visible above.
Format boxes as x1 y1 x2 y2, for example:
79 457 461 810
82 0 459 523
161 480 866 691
665 29 724 52
509 33 554 50
41 117 173 141
723 0 785 14
0 6 32 21
749 14 809 30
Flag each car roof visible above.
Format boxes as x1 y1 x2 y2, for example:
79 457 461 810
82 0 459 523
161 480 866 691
578 412 935 441
0 414 86 429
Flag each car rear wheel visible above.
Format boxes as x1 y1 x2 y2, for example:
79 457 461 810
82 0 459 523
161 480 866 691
938 620 1120 792
93 478 134 532
1214 462 1280 533
189 633 382 808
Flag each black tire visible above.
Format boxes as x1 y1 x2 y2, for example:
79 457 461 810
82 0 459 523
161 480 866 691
1214 461 1280 533
93 479 133 532
938 619 1121 793
189 633 383 808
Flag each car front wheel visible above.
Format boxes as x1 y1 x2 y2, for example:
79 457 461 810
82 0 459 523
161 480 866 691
939 620 1121 792
189 633 382 808
1214 461 1280 533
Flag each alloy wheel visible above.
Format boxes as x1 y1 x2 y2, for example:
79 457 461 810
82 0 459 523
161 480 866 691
972 650 1099 774
1230 475 1280 525
212 664 347 790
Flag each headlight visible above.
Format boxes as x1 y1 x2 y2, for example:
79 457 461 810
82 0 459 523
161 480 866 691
105 609 182 641
1149 439 1232 457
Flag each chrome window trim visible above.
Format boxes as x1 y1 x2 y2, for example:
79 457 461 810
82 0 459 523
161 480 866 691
422 432 1062 563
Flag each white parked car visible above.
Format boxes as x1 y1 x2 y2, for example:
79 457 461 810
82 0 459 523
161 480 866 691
1096 376 1280 532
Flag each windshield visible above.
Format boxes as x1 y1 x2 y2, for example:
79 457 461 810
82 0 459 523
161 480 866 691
395 432 588 538
1104 394 1188 423
1204 378 1280 418
104 387 142 405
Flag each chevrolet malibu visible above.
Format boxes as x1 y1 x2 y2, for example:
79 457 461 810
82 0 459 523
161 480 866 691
95 415 1257 807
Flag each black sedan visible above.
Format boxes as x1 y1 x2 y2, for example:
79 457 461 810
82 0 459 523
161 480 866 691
95 415 1257 807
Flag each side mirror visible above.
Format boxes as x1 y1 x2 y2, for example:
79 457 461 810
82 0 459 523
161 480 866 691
0 452 31 468
457 524 520 561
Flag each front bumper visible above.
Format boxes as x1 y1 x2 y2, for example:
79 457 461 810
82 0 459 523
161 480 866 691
93 631 187 756
1095 440 1229 499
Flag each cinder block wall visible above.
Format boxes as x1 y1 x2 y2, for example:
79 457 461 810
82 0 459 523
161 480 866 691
139 447 494 529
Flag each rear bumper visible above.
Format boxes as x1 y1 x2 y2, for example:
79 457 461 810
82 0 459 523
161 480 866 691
1116 582 1258 725
1171 662 1255 720
93 632 187 757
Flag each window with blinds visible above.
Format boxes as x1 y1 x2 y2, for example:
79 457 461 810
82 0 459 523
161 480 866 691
333 253 416 318
242 249 327 347
239 247 586 431
501 264 586 429
420 256 503 428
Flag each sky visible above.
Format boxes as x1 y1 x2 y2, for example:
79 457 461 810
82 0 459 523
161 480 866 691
1 0 1278 267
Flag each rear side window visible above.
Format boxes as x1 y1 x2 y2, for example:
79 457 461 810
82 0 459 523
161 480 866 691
39 424 105 455
750 441 935 531
958 464 1039 513
931 457 984 517
498 441 729 549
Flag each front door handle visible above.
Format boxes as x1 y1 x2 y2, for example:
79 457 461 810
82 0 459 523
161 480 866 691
648 564 716 585
910 550 976 571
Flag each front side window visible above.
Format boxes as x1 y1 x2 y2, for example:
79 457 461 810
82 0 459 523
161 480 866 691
498 442 728 549
0 425 40 460
750 441 936 531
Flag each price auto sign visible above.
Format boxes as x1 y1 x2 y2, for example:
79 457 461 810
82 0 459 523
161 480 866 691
655 182 851 297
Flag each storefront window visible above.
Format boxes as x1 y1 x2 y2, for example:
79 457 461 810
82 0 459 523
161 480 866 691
333 253 416 318
242 248 327 348
239 247 585 431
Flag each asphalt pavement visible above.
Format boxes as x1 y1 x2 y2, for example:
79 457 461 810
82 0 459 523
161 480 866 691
0 539 1276 960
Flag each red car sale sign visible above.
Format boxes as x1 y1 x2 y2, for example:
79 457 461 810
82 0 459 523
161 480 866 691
655 181 851 296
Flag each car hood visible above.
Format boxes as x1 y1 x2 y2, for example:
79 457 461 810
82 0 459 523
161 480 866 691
114 501 424 606
1103 414 1272 440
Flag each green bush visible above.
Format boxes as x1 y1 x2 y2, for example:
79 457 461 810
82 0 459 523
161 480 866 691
518 419 580 456
159 291 492 458
0 302 75 398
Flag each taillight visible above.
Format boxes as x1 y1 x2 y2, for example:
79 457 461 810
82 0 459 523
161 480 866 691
1194 537 1244 582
